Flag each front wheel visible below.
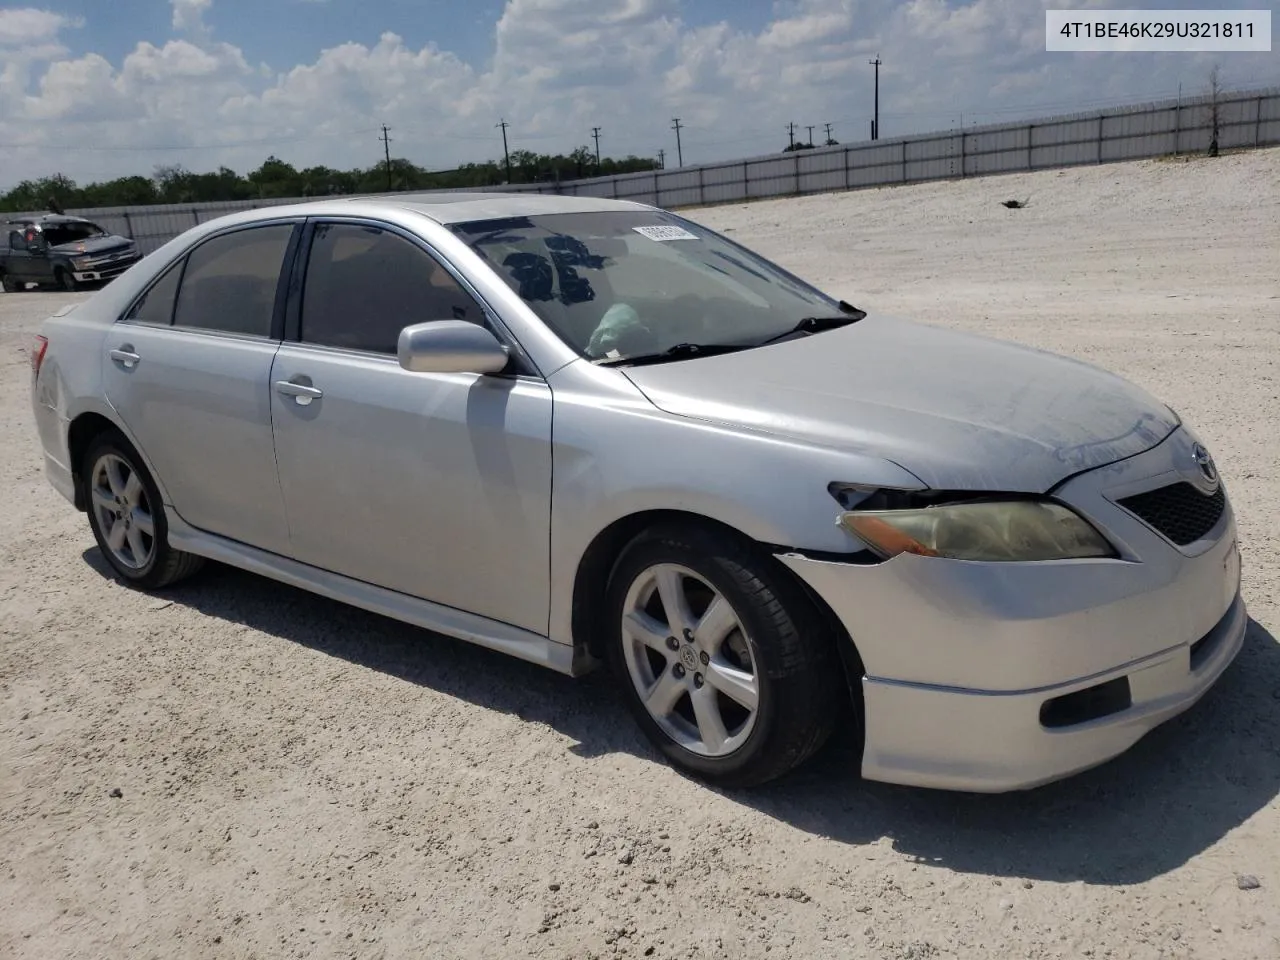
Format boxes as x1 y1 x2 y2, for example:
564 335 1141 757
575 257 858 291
83 431 204 589
55 268 78 292
605 524 844 787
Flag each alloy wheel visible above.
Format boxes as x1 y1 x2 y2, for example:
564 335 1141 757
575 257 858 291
621 563 760 757
91 453 155 570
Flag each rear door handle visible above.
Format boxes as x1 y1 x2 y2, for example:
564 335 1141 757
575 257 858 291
274 379 324 405
109 347 141 368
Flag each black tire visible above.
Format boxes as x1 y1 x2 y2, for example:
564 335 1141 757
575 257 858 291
55 268 78 292
1 273 19 293
604 523 844 788
82 430 204 589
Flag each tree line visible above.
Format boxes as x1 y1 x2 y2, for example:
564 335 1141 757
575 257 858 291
0 147 660 213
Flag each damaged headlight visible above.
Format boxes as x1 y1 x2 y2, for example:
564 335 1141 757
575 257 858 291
837 499 1114 562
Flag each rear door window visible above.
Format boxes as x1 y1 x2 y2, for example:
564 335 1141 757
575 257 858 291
172 225 295 338
124 260 184 327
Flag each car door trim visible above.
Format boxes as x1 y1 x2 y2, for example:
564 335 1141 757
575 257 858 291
285 215 545 381
163 509 586 675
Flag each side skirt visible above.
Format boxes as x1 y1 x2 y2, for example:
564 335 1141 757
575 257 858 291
165 513 583 676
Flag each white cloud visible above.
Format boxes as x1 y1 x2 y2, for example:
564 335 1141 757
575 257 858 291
0 7 77 46
171 0 212 36
0 0 1276 188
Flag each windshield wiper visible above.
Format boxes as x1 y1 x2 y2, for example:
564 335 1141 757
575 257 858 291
758 301 867 346
594 342 749 367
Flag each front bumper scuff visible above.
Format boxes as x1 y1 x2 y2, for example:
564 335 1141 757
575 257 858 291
855 592 1245 792
778 425 1246 792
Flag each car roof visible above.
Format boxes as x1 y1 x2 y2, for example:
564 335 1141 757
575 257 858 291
5 214 96 226
278 191 655 226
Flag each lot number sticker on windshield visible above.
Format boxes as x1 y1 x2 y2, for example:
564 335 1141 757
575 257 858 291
633 225 699 242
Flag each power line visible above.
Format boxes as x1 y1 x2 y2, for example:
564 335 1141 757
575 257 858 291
671 118 684 167
496 119 511 182
869 55 882 140
379 124 392 191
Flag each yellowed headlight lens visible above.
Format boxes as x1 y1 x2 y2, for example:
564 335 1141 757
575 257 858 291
838 501 1112 562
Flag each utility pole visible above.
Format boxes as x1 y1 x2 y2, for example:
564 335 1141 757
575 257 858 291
671 118 684 167
805 125 815 146
657 148 665 169
824 122 833 143
379 125 393 191
591 126 602 170
496 119 511 183
787 122 796 149
868 55 881 140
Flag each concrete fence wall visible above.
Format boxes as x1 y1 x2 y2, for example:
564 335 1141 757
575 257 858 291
22 86 1279 255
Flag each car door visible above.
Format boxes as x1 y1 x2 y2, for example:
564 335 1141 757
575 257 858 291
102 221 300 556
269 219 553 634
7 228 39 283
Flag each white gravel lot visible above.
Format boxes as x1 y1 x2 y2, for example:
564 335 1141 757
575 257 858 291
2 149 1278 960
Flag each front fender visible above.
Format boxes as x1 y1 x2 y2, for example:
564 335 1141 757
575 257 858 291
546 362 923 647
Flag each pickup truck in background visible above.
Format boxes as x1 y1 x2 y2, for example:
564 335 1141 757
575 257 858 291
1 214 142 292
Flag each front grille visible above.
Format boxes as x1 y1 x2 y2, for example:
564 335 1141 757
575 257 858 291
1117 482 1226 546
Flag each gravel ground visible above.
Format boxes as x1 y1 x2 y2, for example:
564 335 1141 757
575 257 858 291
2 149 1278 960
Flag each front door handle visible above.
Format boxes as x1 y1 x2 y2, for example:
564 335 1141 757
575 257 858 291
109 347 141 369
274 379 324 406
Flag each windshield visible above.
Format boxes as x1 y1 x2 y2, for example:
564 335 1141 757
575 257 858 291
450 211 845 362
43 222 107 247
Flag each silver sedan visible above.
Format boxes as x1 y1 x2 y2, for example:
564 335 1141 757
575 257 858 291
29 193 1245 790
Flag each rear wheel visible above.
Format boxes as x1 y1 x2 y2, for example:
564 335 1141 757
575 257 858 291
55 268 78 292
605 524 843 787
82 431 204 589
0 273 20 293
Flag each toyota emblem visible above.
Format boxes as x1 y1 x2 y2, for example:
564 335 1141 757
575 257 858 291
1192 443 1218 484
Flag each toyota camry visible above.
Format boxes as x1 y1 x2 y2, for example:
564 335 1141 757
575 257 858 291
29 193 1245 790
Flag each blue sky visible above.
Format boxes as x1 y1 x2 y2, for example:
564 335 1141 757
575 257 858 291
47 0 774 71
0 1 1276 187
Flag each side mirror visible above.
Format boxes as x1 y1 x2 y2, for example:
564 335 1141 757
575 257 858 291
397 320 510 375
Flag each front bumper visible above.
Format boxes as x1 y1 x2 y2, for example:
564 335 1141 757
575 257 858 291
779 426 1247 792
74 257 140 283
853 590 1244 792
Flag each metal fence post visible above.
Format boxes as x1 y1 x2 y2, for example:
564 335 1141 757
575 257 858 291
843 147 851 190
1097 115 1104 163
612 178 618 199
793 152 801 195
960 131 966 178
1026 124 1034 170
122 211 134 239
742 160 749 200
698 166 705 206
1174 101 1181 155
654 171 660 207
1257 96 1264 147
191 207 200 226
901 141 907 182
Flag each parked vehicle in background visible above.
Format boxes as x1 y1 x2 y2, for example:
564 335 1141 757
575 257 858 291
27 193 1246 791
1 215 141 292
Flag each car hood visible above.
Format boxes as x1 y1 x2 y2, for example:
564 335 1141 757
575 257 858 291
620 314 1178 493
50 236 135 258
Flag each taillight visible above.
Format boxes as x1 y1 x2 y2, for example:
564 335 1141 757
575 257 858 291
31 335 49 378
